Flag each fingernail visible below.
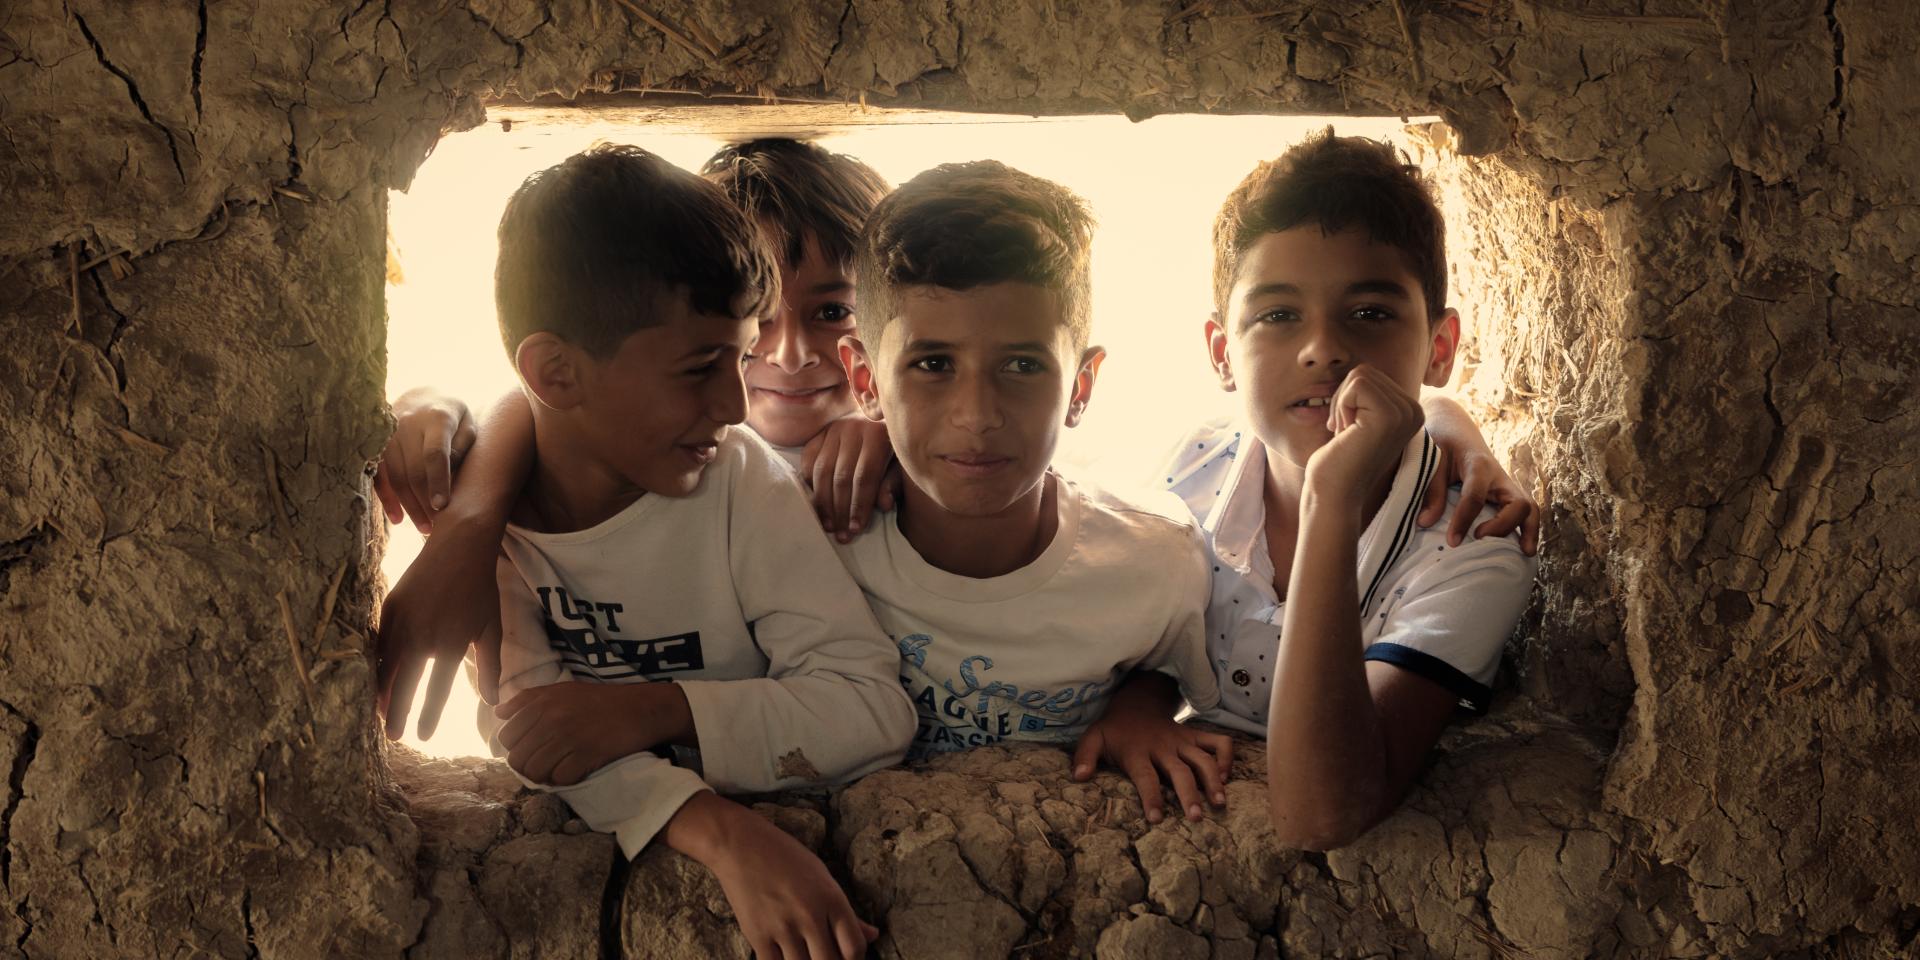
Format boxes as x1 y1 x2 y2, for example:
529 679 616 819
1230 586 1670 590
850 519 862 533
1075 765 1091 778
1147 809 1162 823
430 494 446 510
837 532 850 544
1188 803 1203 819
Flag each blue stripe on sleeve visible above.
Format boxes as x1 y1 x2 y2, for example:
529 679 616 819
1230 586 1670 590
1362 641 1493 715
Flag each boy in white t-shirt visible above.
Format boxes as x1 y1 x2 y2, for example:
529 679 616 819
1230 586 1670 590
1086 132 1538 850
831 161 1227 783
396 144 912 960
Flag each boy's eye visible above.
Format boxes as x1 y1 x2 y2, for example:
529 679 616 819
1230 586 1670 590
1351 306 1395 322
1253 308 1298 325
1003 357 1046 375
815 303 855 325
909 356 953 374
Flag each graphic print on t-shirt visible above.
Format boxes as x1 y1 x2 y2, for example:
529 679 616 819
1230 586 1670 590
537 585 705 681
896 633 1111 756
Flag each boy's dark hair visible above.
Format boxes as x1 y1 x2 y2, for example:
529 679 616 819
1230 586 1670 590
854 160 1095 348
1212 130 1447 321
700 138 889 271
495 143 779 356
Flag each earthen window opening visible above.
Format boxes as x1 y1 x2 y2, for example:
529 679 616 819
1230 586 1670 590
383 104 1461 760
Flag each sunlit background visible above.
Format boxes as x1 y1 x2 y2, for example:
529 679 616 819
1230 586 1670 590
386 106 1417 757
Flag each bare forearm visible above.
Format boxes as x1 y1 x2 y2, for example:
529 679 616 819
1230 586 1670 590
1419 394 1493 460
440 390 536 530
1267 487 1389 848
659 789 738 866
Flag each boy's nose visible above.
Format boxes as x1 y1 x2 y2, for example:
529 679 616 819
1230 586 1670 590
949 374 1002 433
712 363 749 426
763 313 817 372
1297 318 1353 370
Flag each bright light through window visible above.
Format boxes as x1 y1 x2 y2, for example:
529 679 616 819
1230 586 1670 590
385 106 1417 757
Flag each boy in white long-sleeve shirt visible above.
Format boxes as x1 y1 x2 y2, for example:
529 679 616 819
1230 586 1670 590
468 144 912 960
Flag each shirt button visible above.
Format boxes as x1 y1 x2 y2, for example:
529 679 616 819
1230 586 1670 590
1231 668 1251 687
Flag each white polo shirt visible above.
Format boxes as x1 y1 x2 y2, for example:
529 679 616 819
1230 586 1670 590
1158 419 1537 735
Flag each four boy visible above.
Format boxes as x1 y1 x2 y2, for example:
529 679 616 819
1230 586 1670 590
373 129 1541 956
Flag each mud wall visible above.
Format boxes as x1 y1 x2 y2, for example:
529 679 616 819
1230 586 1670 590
0 1 1913 957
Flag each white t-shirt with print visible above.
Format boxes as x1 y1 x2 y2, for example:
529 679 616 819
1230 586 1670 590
484 428 916 857
1158 418 1537 735
833 473 1220 757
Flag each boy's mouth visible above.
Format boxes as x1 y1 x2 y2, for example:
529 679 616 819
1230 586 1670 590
678 440 721 465
937 453 1014 477
1291 397 1332 408
751 385 839 404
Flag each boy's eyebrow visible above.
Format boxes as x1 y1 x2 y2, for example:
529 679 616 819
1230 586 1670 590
808 280 854 295
1240 279 1413 302
900 339 1055 353
678 342 736 359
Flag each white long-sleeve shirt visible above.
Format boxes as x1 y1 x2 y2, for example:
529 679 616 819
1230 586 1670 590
484 428 916 857
1157 419 1538 734
833 473 1220 758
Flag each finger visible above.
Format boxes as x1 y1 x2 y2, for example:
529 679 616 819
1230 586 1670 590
1448 476 1488 547
803 923 838 960
747 934 780 960
861 921 879 942
372 462 405 526
1178 743 1227 807
1417 446 1450 528
830 437 861 541
834 915 868 960
547 746 597 787
475 619 503 705
510 732 569 785
450 416 478 464
404 441 437 534
494 689 536 721
809 433 840 524
1121 756 1166 824
1521 500 1541 556
1205 733 1233 788
801 430 828 481
494 706 537 752
878 463 902 513
422 429 454 515
847 441 887 536
1475 497 1531 542
1070 728 1104 781
415 653 463 741
385 446 431 533
1154 752 1206 821
383 655 424 740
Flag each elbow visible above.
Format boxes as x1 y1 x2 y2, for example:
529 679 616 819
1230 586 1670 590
1268 798 1382 852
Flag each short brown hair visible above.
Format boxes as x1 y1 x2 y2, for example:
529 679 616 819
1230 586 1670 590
701 138 889 270
495 144 779 356
1212 131 1447 321
854 160 1094 348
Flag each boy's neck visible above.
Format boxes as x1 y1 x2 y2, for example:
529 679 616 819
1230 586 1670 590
897 473 1059 580
1260 445 1394 599
516 412 647 534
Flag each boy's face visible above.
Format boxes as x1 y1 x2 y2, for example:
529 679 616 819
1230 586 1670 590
1209 225 1457 470
742 234 858 447
535 292 757 498
843 282 1102 518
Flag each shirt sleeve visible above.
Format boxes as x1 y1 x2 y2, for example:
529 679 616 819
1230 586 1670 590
1360 511 1538 714
1128 518 1222 712
674 441 916 794
488 554 710 859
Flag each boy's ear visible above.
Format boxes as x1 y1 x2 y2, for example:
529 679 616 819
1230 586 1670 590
1423 309 1461 389
1205 313 1236 392
515 333 589 411
838 335 884 421
1064 346 1107 428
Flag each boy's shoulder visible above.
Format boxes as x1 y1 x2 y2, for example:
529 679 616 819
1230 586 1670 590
1063 474 1203 553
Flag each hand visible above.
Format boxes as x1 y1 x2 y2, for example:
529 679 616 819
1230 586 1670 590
681 794 880 960
801 415 900 543
493 681 694 786
374 387 475 534
1417 444 1542 555
1304 365 1425 501
376 517 502 739
1070 673 1231 824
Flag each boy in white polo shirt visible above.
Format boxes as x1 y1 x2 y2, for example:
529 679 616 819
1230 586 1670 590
1085 132 1537 850
832 161 1225 771
459 144 912 960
